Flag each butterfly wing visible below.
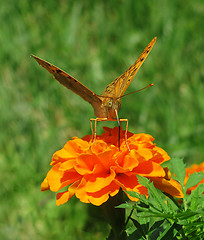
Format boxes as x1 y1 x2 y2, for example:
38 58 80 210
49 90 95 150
31 55 102 113
101 37 157 98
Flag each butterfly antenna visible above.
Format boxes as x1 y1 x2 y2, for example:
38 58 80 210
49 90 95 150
115 109 121 150
118 83 154 99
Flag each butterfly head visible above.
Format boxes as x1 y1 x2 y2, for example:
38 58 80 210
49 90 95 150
101 97 121 119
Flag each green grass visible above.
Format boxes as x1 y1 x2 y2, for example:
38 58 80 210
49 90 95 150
1 0 204 239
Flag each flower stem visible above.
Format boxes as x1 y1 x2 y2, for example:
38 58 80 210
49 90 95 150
100 188 127 240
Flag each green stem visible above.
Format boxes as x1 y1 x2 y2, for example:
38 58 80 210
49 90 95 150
100 188 127 240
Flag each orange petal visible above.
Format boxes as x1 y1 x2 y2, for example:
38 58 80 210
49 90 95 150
118 150 139 171
96 149 118 169
60 160 76 170
65 138 90 153
46 164 64 192
75 154 98 175
115 173 139 191
56 180 80 206
150 177 184 198
124 184 148 202
53 148 76 160
87 182 119 206
47 164 81 192
75 178 90 204
41 176 50 191
85 169 116 193
60 170 82 188
137 148 153 161
151 146 170 164
134 161 165 177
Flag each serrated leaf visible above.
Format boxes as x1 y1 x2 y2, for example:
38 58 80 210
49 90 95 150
133 205 150 212
190 183 204 210
137 212 174 219
130 217 147 238
126 190 148 202
137 174 150 186
168 157 186 185
183 220 204 228
149 220 165 239
125 226 136 235
149 219 165 232
184 172 204 191
127 226 145 240
157 222 182 240
137 175 169 213
116 202 133 209
175 210 198 220
166 197 179 212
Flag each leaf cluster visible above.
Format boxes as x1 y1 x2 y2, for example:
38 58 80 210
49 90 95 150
119 158 204 239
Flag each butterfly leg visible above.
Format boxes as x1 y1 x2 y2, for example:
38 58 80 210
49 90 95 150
119 118 130 152
90 118 95 142
90 118 107 144
118 121 121 149
90 118 98 143
114 109 121 149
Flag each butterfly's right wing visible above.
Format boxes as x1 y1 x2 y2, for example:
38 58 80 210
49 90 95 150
31 55 102 110
101 37 157 98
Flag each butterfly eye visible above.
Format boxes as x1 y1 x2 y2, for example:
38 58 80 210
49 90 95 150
107 101 112 108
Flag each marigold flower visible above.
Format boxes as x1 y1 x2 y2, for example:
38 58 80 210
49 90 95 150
184 162 204 194
41 127 183 206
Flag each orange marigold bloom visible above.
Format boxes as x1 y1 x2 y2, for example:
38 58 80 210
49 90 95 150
184 162 204 194
41 127 183 206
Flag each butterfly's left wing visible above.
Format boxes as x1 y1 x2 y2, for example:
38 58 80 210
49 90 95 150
31 55 105 118
31 55 102 106
101 37 157 98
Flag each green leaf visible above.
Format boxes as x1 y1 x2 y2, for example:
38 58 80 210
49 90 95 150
166 196 180 212
125 226 137 236
168 157 186 185
184 172 204 191
157 222 182 240
126 191 151 210
149 220 165 239
136 212 173 219
130 217 147 238
175 209 198 220
137 175 169 213
190 183 204 210
149 219 165 233
116 202 133 209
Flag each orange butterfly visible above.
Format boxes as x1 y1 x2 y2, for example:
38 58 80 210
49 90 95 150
31 37 156 121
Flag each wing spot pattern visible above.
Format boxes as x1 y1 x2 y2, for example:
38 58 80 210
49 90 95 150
56 69 62 73
106 87 111 93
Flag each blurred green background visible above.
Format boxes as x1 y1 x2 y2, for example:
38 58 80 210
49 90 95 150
1 0 204 239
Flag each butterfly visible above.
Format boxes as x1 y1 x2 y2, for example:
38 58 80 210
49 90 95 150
31 37 156 121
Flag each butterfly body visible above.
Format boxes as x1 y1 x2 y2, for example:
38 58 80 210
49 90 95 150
31 37 156 120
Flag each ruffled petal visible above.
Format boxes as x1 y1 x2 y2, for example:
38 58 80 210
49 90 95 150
41 127 181 206
87 182 120 206
46 164 64 192
56 180 80 206
134 161 165 177
150 177 184 198
41 176 50 191
85 169 116 193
